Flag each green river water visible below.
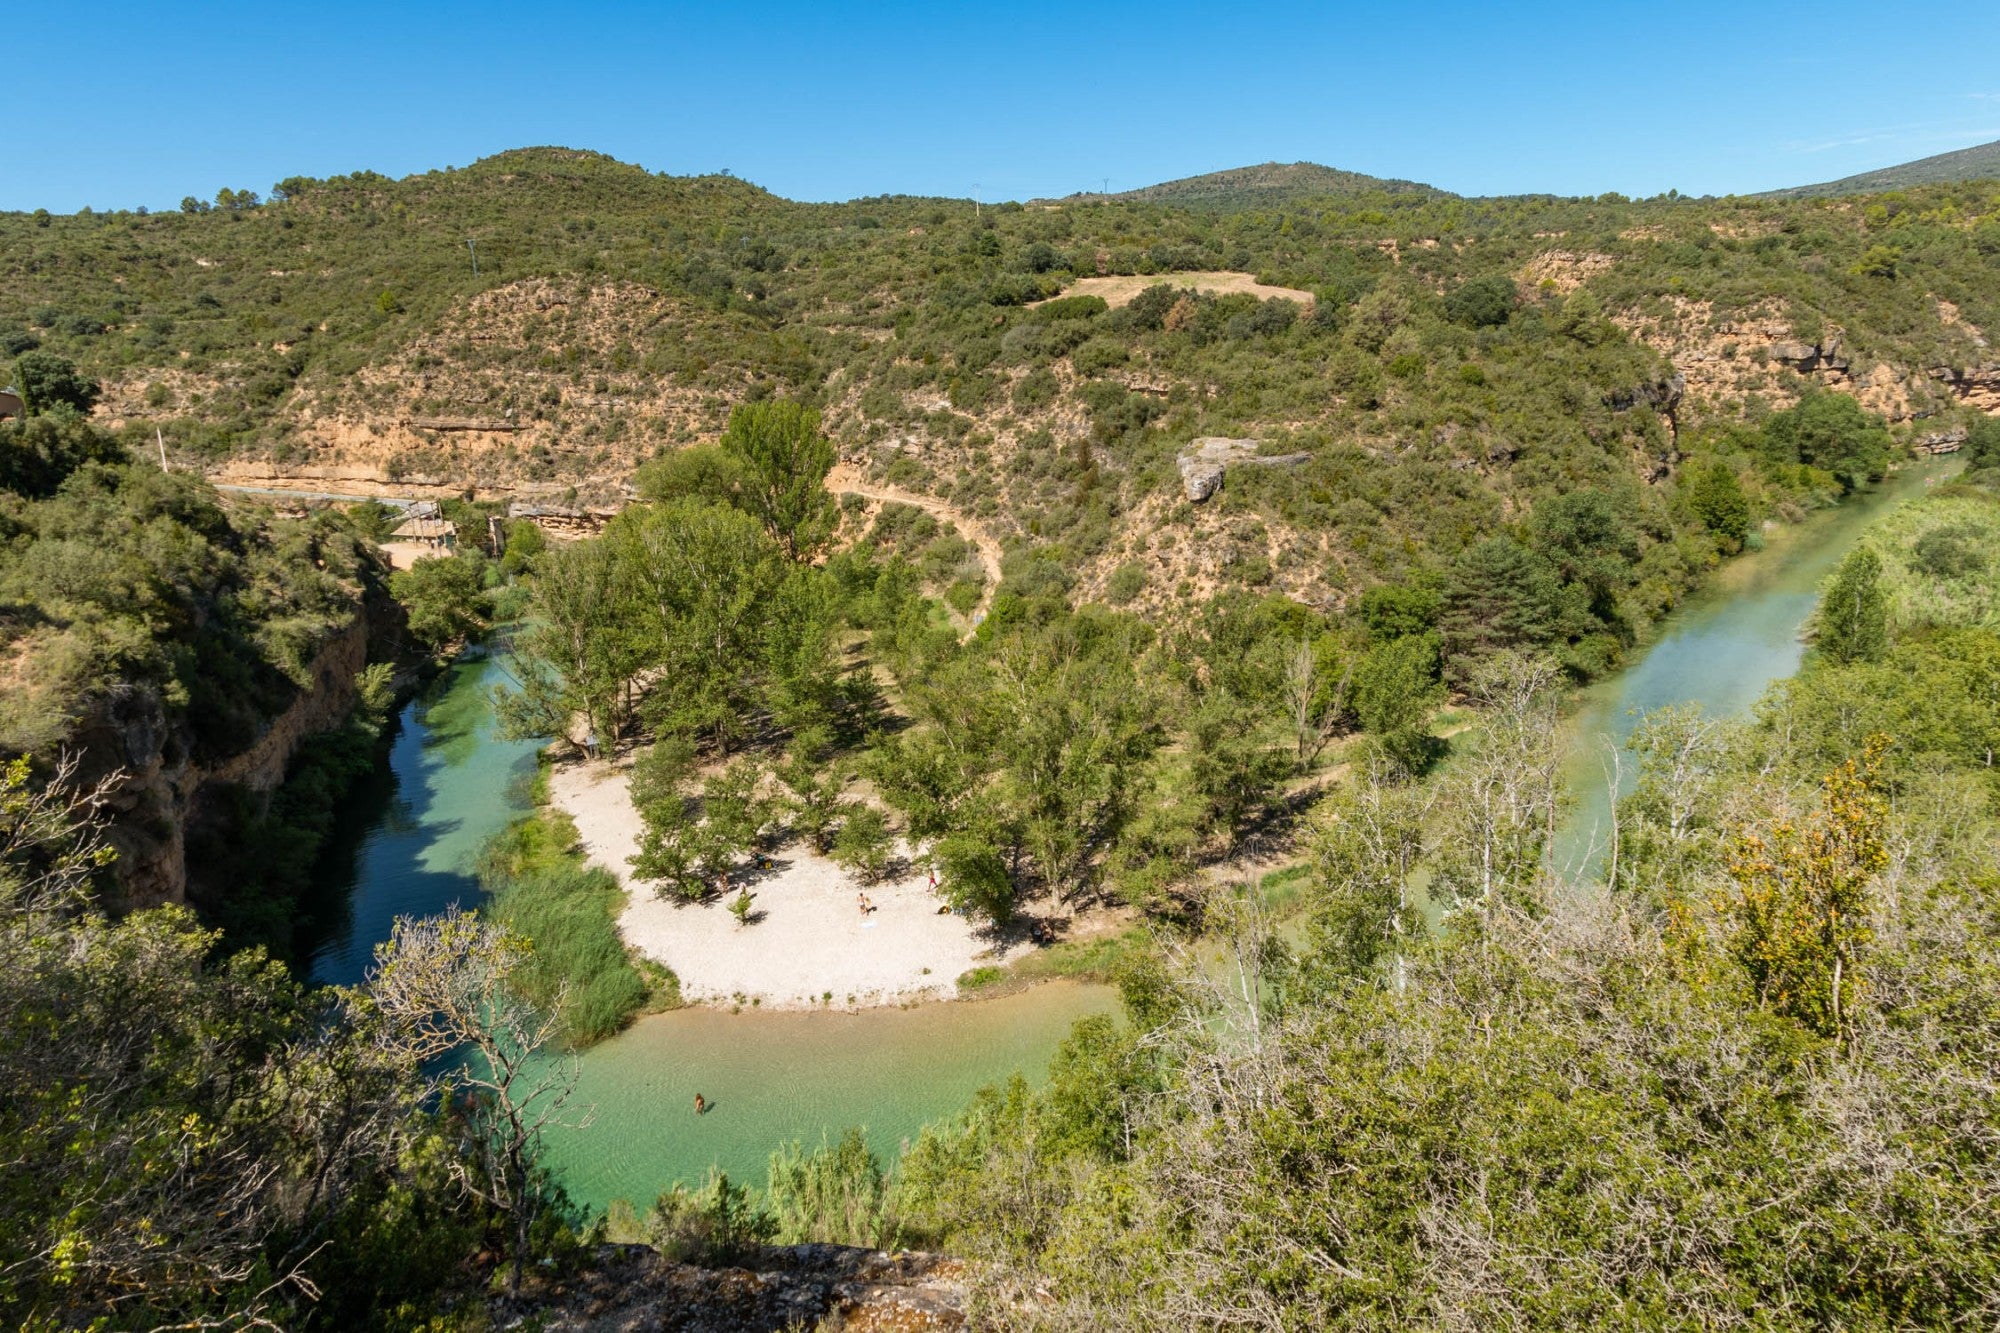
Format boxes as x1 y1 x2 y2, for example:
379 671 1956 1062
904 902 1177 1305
1555 459 1955 872
304 645 1114 1213
308 462 1945 1212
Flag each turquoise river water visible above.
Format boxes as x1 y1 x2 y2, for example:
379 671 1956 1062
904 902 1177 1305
304 642 1113 1212
1555 459 1954 871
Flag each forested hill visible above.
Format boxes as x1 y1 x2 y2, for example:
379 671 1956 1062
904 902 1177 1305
1769 136 2000 198
5 144 2000 631
1067 160 1445 207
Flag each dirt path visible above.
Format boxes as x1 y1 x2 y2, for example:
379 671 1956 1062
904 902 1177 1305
826 464 1003 634
1032 271 1317 310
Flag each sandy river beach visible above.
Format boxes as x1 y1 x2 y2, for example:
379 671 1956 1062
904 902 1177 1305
546 758 1026 1009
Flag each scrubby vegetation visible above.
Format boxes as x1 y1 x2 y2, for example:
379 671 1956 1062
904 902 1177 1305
0 760 600 1328
8 146 2000 1327
0 405 389 761
479 797 676 1045
7 147 1998 620
617 478 2000 1329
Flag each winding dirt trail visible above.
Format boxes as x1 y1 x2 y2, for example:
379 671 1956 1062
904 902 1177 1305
826 464 1003 633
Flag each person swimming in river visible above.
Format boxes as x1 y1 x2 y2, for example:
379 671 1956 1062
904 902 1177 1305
693 1093 707 1115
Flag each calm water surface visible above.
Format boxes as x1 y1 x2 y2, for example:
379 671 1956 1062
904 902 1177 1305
1556 461 1954 872
303 648 541 985
543 983 1117 1212
309 641 1113 1207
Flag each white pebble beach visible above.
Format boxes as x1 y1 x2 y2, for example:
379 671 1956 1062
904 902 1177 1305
545 757 1026 1009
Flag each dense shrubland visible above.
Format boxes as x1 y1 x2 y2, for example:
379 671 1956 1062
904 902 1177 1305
0 409 389 760
504 381 1919 937
603 477 2000 1329
0 757 604 1328
7 150 2000 1326
6 148 1997 619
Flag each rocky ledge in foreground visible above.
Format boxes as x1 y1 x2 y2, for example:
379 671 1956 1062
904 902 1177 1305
514 1243 969 1332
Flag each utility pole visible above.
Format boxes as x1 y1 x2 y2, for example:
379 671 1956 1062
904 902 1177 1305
973 182 981 219
466 237 479 277
155 425 169 472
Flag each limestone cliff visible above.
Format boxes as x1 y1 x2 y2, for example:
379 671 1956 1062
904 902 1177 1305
71 597 398 912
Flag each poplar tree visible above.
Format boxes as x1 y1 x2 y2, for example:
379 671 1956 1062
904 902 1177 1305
1818 546 1887 664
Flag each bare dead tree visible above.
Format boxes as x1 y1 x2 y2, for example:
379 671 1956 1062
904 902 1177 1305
355 908 594 1298
1281 637 1351 772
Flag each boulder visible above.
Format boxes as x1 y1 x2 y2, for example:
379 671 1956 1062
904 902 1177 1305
1179 456 1228 502
1175 437 1311 502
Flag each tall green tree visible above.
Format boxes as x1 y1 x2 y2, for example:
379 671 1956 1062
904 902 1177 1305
609 498 782 747
1683 457 1752 552
12 351 99 415
498 538 644 748
1763 393 1891 492
1350 633 1444 775
1442 536 1568 663
718 399 838 562
1818 546 1888 664
389 553 489 652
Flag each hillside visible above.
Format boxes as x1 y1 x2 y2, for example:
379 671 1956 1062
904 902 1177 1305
10 143 2000 1333
1059 160 1445 208
1770 136 2000 197
5 146 2000 625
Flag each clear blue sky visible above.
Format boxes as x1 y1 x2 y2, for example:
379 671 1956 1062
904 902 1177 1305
15 1 2000 213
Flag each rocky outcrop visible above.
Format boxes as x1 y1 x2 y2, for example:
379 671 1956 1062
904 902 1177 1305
522 1243 968 1331
1766 336 1851 375
1930 363 2000 413
1177 437 1313 502
71 605 388 912
1604 373 1685 425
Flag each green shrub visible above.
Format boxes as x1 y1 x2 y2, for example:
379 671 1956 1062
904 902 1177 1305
766 1129 890 1246
482 809 656 1045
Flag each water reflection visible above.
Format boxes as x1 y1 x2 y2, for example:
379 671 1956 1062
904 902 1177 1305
302 652 541 986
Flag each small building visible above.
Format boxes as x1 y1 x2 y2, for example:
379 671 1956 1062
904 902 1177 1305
0 389 23 421
390 516 457 554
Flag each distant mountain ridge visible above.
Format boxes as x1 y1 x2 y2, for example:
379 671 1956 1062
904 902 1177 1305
1051 161 1446 208
1768 137 2000 197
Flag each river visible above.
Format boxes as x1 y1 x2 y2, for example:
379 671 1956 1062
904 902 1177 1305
303 643 1113 1212
1555 460 1952 872
307 461 1939 1211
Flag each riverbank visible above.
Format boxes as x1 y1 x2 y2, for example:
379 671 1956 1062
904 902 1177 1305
548 757 1033 1009
1553 458 1957 872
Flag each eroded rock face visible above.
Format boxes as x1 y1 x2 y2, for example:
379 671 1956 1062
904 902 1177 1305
523 1243 969 1332
67 606 385 912
1178 456 1227 502
1932 363 2000 413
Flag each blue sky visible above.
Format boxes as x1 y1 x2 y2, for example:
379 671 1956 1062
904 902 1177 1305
15 1 2000 212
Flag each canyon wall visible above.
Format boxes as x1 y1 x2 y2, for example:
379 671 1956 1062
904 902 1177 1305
73 605 387 912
